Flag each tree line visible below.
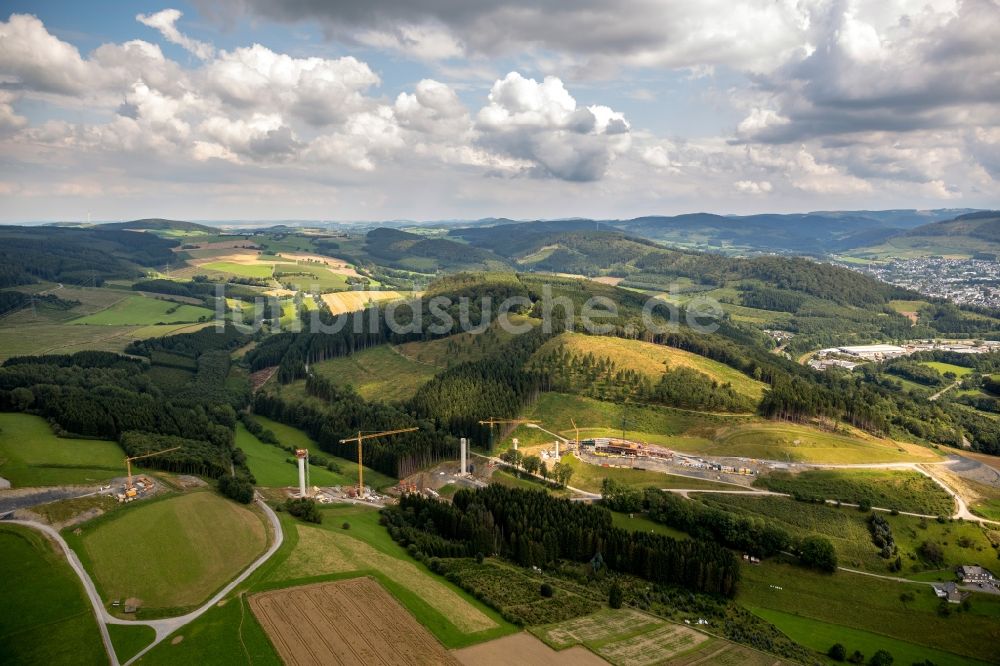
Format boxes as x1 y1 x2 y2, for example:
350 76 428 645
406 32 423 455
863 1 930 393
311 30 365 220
384 485 741 596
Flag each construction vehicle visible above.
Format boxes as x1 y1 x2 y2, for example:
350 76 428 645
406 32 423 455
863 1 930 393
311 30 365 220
339 428 418 497
477 418 540 451
123 447 180 498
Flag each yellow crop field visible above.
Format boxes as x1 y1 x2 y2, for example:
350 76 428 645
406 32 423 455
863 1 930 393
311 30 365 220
321 290 410 315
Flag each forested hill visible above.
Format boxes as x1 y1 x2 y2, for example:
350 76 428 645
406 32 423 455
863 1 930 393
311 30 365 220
904 210 1000 241
447 209 976 255
94 218 216 233
364 227 510 270
0 225 180 288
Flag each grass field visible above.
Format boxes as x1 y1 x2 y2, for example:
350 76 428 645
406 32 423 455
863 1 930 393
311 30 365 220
503 392 741 452
754 469 955 515
73 491 268 614
561 455 738 493
108 624 156 663
272 262 350 292
0 524 107 665
137 507 515 665
236 423 379 488
250 416 397 489
320 290 408 314
738 559 1000 664
750 607 984 666
610 510 691 540
506 392 934 464
71 294 213 326
200 261 273 278
534 332 767 401
700 493 998 576
701 422 936 464
309 345 434 402
0 413 124 487
921 361 974 378
0 319 212 361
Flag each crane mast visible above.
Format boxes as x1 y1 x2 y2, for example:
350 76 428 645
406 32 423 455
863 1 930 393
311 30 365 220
338 427 418 496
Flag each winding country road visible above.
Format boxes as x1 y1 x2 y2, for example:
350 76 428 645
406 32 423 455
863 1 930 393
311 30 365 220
4 495 284 666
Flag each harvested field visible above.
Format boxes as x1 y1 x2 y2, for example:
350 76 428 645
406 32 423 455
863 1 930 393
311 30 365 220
535 608 661 650
453 632 608 666
533 608 714 666
596 624 708 665
275 252 361 276
250 578 459 666
321 290 409 315
277 524 496 634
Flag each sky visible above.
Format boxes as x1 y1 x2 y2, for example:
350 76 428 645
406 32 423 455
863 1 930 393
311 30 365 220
0 0 997 222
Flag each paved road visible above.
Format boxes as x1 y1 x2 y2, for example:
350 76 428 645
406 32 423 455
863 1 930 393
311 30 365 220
5 495 284 666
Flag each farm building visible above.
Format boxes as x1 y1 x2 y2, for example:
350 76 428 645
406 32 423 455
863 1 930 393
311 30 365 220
933 582 968 604
958 565 995 584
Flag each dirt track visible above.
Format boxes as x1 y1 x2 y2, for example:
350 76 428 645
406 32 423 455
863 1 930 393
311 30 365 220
250 577 459 666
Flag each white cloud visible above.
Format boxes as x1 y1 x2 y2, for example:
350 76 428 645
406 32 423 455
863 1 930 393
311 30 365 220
735 180 772 195
136 9 215 60
0 14 92 94
475 72 630 181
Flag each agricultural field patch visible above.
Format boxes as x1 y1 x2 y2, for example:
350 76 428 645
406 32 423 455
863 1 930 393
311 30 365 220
199 260 273 279
0 413 124 487
250 578 460 666
274 515 496 635
531 608 770 666
453 632 608 666
320 290 410 314
750 607 986 666
73 491 268 614
738 559 1000 664
754 469 955 515
71 294 213 326
309 345 434 402
436 557 600 627
272 262 350 292
0 320 212 361
0 524 107 666
921 361 974 377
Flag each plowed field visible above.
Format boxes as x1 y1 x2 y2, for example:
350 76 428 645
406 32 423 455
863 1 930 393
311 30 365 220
250 577 459 666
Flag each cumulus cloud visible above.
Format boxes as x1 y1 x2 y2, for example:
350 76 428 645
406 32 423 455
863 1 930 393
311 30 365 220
137 9 215 60
0 14 92 94
475 72 630 181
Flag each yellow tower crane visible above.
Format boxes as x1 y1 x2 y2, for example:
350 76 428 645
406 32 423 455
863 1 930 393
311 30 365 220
477 418 540 451
124 447 180 497
570 418 580 451
339 428 418 496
